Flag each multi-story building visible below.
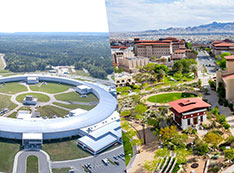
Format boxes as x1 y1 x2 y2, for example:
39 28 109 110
169 98 210 130
216 55 234 101
115 72 134 87
211 40 234 56
118 56 149 72
133 37 185 58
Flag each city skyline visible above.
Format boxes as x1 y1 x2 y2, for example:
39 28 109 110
106 0 234 32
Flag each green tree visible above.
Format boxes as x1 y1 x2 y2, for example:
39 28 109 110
204 132 223 148
224 149 234 161
134 104 148 144
194 139 209 155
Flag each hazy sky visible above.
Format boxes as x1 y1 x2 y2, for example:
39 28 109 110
106 0 234 32
0 0 109 32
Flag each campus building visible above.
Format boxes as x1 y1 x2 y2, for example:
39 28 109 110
0 75 120 154
27 76 39 84
23 95 38 105
118 56 149 72
169 98 210 130
76 85 92 95
211 40 234 56
115 72 134 87
133 37 185 58
216 55 234 101
78 120 122 155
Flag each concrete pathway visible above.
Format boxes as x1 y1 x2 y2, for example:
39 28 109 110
13 150 52 173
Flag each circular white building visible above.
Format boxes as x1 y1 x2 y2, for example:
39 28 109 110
0 75 121 154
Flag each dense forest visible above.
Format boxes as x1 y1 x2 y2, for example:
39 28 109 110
0 32 113 79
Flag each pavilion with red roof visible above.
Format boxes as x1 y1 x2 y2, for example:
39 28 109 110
168 98 210 129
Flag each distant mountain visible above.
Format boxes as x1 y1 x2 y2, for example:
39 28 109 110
145 22 234 34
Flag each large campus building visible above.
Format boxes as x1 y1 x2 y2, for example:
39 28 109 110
133 37 185 58
216 55 234 101
0 75 121 155
211 40 234 56
169 98 210 130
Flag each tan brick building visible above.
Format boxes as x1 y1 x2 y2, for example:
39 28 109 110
211 41 234 56
133 37 185 58
216 55 234 101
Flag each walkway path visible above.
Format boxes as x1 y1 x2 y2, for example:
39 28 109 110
127 121 158 173
0 53 6 69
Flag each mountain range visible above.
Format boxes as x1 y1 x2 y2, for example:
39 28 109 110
145 22 234 34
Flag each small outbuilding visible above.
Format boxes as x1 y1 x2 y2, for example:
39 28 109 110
168 98 211 130
23 95 38 105
76 85 92 95
27 76 39 84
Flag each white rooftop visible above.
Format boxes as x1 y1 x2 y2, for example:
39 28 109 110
22 133 43 140
78 134 117 152
77 85 91 90
27 76 38 80
69 108 87 116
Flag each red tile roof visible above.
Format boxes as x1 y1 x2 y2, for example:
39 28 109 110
214 42 234 47
224 55 234 60
212 41 223 45
136 42 170 45
111 45 128 49
222 73 234 80
168 98 210 114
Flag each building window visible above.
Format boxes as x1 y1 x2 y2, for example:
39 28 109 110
187 119 190 126
200 116 203 122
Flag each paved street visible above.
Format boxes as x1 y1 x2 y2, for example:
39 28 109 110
197 50 216 86
197 51 234 136
51 146 126 173
13 150 51 173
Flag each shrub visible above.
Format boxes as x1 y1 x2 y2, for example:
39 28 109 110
224 123 230 130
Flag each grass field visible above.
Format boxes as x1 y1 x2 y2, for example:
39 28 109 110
55 92 98 102
0 82 27 94
43 138 91 161
26 155 38 173
52 168 71 173
36 105 69 118
122 133 133 166
147 92 197 103
8 112 17 118
0 94 12 110
0 139 20 172
30 82 72 94
16 93 50 103
53 102 96 110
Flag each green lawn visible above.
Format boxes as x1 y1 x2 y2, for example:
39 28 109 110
0 94 14 110
16 93 50 103
36 105 69 118
0 82 27 94
52 168 71 173
0 139 20 172
55 92 98 102
8 112 17 118
53 102 96 110
122 133 133 166
30 82 73 94
147 92 197 103
43 138 91 161
26 155 38 173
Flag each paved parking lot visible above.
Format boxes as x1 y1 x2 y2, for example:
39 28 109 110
51 145 126 173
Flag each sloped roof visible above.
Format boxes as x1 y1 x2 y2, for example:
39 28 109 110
168 97 210 113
